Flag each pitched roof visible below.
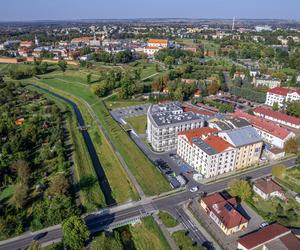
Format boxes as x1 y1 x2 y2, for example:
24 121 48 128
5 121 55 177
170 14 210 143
238 223 300 250
201 193 248 229
178 127 218 144
233 111 292 140
204 135 234 153
254 179 283 194
182 106 215 117
254 106 300 126
268 87 300 96
148 39 168 44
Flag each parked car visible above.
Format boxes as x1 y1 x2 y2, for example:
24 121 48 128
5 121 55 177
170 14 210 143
260 222 269 228
189 186 199 192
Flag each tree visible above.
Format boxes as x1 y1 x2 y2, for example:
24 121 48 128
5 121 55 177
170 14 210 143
207 82 220 95
286 101 300 118
10 183 28 209
47 174 70 197
272 165 287 179
272 102 279 111
230 64 236 78
284 138 298 154
174 87 184 101
228 179 252 201
28 241 42 250
57 60 67 72
11 160 30 185
164 56 175 68
86 73 92 84
62 216 90 250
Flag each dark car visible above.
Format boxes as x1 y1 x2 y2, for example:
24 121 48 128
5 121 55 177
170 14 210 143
33 232 48 241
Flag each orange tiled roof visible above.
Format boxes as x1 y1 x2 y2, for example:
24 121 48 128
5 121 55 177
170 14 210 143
204 135 234 153
178 127 218 144
148 39 168 44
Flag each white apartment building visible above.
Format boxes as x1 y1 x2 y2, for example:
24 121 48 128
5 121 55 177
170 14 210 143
177 127 237 178
254 77 281 89
265 87 300 108
147 102 204 152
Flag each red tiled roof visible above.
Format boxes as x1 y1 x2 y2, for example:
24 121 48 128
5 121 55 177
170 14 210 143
268 87 300 96
178 127 218 144
254 106 300 126
280 232 300 250
148 39 168 44
201 193 248 230
233 111 292 140
254 179 283 195
204 135 234 153
238 223 292 249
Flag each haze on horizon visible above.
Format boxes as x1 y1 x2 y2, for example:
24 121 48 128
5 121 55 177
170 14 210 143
0 0 300 22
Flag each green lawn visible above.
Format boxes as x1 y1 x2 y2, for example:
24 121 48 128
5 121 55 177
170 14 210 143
90 232 123 250
158 211 179 228
172 231 205 250
247 194 300 227
276 166 300 194
0 185 15 202
126 115 147 134
130 217 171 250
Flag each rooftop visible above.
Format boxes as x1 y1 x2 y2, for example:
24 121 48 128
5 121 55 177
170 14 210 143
254 106 300 126
268 87 300 96
201 193 248 230
238 223 300 250
254 178 283 195
233 111 293 140
148 39 168 44
178 127 218 144
221 126 262 147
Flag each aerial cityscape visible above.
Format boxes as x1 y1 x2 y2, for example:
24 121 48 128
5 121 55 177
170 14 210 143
0 0 300 250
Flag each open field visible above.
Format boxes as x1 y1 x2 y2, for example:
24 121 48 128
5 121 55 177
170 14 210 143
276 166 300 193
106 100 148 109
130 217 171 250
158 211 179 228
126 115 147 134
172 231 205 250
27 82 139 205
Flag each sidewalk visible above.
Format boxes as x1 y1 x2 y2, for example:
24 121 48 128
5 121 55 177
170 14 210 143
153 213 179 250
183 203 222 250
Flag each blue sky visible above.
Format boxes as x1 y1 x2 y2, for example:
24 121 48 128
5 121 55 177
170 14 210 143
1 0 299 21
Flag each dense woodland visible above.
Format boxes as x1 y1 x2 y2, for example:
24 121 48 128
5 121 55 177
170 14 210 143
0 82 77 240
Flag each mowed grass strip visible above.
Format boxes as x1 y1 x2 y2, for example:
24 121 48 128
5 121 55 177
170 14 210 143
94 101 171 196
172 231 205 250
28 80 139 204
126 115 147 134
158 211 179 228
130 217 171 250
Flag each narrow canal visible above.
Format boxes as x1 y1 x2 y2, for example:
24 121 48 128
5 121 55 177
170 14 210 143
31 84 116 206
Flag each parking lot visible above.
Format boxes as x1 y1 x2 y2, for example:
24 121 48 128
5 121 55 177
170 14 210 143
212 94 259 111
110 104 150 124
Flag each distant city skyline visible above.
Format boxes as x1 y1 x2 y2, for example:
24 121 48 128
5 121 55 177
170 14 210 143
0 0 300 21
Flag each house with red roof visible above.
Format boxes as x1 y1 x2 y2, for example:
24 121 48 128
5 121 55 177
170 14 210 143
200 192 249 235
265 87 300 108
144 39 169 56
253 178 286 200
233 110 295 149
254 106 300 129
177 127 237 178
237 223 300 250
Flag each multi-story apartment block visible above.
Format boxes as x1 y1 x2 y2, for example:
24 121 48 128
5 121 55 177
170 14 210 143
254 76 281 88
147 102 204 152
265 87 300 108
177 127 237 178
218 127 263 170
233 111 295 149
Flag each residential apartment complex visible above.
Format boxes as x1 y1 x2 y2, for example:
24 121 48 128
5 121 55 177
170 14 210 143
200 193 249 235
177 127 236 178
147 102 204 152
254 106 300 129
265 87 300 108
233 111 295 149
254 77 281 88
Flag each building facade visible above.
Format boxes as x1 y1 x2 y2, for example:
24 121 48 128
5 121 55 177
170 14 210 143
147 102 204 152
265 87 300 108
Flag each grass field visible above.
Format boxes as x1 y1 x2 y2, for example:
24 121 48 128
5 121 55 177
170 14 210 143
130 217 171 250
158 211 179 228
0 185 15 202
276 166 300 193
172 231 205 250
27 83 139 207
90 232 123 250
126 115 147 134
106 100 148 109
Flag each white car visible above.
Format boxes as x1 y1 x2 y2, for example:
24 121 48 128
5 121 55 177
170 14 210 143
189 186 199 192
